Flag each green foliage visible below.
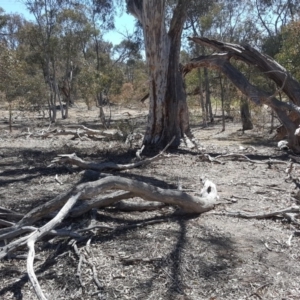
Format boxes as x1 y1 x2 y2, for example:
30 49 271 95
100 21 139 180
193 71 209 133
0 42 47 111
275 20 300 80
0 44 26 102
261 33 282 58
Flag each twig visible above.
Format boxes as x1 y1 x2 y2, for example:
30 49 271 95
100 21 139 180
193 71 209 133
73 243 84 288
26 192 81 299
286 233 294 247
285 160 294 181
55 174 63 185
77 225 116 233
0 219 15 227
27 240 47 300
73 240 103 291
211 205 300 220
264 70 288 101
199 153 224 164
136 145 145 160
248 282 272 299
213 153 286 165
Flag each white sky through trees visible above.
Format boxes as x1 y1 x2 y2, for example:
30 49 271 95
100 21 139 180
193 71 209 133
0 0 135 45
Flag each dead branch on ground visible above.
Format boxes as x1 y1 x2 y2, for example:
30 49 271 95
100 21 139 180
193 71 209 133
27 192 81 300
51 136 175 171
17 125 121 141
200 153 287 165
211 205 300 225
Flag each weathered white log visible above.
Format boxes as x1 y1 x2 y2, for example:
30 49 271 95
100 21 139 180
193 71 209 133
26 192 81 300
0 176 218 247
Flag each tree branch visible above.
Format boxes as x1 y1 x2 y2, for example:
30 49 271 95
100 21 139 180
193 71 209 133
126 0 143 21
187 36 300 106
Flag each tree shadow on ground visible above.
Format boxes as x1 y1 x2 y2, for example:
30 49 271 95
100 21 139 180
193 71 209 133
0 212 238 300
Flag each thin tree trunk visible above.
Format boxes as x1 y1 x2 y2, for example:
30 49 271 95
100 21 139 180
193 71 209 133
270 109 275 133
47 90 56 123
219 77 226 132
9 103 12 133
54 79 66 119
240 96 253 131
204 67 213 122
197 69 207 126
98 92 107 128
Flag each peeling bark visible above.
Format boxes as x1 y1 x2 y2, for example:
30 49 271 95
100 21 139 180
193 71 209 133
126 0 193 148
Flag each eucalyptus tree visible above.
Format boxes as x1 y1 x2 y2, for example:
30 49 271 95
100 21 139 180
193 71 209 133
73 0 117 122
54 7 96 116
23 0 71 121
126 0 196 148
276 20 300 81
256 0 300 57
0 11 26 50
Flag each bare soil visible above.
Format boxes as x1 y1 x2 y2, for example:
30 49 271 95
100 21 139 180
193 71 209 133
1 104 300 300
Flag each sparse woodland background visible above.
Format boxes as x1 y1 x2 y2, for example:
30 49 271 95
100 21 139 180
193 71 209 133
0 0 300 129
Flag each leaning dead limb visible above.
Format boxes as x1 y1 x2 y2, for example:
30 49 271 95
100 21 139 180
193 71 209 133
185 37 300 152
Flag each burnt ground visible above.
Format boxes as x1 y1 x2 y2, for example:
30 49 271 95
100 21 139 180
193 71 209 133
1 104 300 300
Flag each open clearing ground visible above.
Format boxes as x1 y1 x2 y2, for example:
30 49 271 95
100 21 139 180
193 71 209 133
1 104 300 300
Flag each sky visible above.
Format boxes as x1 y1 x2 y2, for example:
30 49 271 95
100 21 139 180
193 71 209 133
0 0 136 45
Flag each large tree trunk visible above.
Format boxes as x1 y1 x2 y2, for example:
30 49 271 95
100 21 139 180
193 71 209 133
184 37 300 152
126 0 192 148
